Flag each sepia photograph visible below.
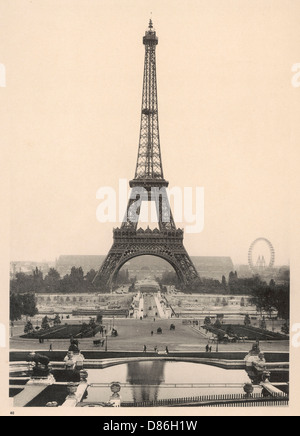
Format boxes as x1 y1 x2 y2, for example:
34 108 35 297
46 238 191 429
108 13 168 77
1 0 300 417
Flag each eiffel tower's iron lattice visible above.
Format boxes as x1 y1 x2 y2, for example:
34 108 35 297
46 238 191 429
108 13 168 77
94 20 201 290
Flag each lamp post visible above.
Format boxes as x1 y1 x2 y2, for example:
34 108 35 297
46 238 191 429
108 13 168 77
105 335 108 352
216 337 219 353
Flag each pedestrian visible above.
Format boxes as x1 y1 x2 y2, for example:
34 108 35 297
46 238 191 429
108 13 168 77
206 344 209 353
154 346 158 353
49 343 53 352
143 345 147 353
165 346 169 355
209 346 212 353
151 331 154 336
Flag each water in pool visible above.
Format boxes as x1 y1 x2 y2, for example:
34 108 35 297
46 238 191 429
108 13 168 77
82 361 255 404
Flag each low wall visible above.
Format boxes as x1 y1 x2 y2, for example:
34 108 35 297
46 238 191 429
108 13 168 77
10 350 289 363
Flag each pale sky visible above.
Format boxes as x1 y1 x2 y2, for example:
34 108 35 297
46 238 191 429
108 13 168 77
2 0 300 266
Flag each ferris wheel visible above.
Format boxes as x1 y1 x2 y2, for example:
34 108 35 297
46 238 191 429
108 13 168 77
248 238 275 273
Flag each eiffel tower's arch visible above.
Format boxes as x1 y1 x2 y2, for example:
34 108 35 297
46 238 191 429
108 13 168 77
111 251 186 287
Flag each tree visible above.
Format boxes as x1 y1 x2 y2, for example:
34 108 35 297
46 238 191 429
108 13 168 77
32 267 44 292
89 318 97 336
244 314 251 327
41 316 50 330
222 275 227 289
85 269 97 284
275 286 290 321
222 298 228 307
22 294 38 318
281 321 289 335
204 316 212 326
214 319 222 328
13 272 35 294
128 282 136 293
269 279 276 288
24 321 34 334
259 317 267 330
53 314 61 326
60 267 85 293
70 267 84 290
278 268 290 283
10 293 38 322
10 293 23 322
96 314 103 324
47 268 60 281
229 272 236 282
215 297 221 306
44 268 61 292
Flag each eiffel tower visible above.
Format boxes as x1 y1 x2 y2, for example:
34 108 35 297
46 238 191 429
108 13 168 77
94 20 201 290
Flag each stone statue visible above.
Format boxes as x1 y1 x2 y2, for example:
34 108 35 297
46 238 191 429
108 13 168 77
27 352 53 382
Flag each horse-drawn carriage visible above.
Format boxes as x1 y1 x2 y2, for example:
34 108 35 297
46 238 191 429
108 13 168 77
93 339 105 348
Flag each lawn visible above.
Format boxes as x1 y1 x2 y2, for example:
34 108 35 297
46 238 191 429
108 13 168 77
204 324 288 341
21 324 101 340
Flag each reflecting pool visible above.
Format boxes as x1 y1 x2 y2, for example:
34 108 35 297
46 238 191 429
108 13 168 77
82 361 257 404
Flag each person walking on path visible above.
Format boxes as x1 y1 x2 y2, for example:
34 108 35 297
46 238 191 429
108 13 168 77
143 345 147 353
165 346 169 355
206 344 209 353
49 343 53 352
151 331 154 336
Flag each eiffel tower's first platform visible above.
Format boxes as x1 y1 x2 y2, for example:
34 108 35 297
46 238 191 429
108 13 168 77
93 20 201 291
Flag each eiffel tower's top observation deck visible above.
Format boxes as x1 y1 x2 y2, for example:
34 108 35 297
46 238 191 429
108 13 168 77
130 20 168 190
143 19 158 45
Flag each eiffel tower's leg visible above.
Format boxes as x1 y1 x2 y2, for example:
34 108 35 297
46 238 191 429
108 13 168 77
120 186 149 231
93 250 123 289
152 187 177 231
174 250 202 287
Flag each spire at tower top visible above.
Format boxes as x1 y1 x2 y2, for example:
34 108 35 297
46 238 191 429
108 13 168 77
143 18 158 45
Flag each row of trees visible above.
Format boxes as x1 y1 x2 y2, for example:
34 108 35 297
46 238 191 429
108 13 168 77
11 267 101 294
158 269 290 297
11 266 135 294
